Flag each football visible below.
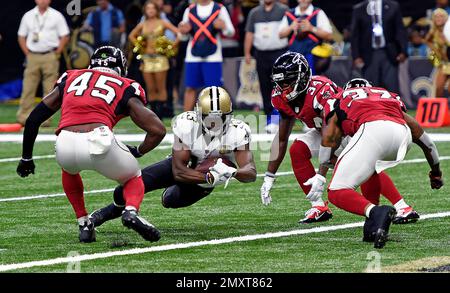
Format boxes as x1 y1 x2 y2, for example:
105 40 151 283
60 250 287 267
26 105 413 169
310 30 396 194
194 157 237 174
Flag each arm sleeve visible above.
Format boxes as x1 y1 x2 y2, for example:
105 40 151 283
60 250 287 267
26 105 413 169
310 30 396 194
245 9 256 33
219 6 235 37
22 103 57 159
115 82 147 116
278 16 289 34
317 10 333 34
117 9 125 25
181 7 190 23
18 15 28 37
85 12 93 27
56 13 70 37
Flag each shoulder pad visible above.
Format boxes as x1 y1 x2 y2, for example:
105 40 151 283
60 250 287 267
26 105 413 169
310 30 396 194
228 118 252 147
172 111 199 145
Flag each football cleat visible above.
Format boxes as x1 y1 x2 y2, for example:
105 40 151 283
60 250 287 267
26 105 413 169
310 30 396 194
79 221 96 243
366 205 396 249
363 216 376 242
299 202 333 224
121 209 161 242
89 203 124 227
392 207 420 224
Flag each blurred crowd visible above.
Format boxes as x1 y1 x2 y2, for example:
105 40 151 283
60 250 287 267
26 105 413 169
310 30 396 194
15 0 450 129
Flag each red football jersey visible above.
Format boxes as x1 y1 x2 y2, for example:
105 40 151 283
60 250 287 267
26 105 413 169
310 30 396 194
271 76 341 129
55 69 146 134
324 87 407 136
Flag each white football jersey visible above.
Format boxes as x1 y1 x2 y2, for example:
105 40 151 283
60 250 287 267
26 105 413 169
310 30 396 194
172 111 251 164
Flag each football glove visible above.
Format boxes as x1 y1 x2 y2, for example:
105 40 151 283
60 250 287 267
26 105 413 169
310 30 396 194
260 173 275 206
17 158 35 177
126 145 143 158
304 174 327 202
429 170 443 189
208 158 237 188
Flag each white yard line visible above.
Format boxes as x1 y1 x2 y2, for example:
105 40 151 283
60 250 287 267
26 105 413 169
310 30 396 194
1 156 449 203
1 133 450 143
0 211 448 272
0 188 115 202
0 155 56 163
0 146 173 164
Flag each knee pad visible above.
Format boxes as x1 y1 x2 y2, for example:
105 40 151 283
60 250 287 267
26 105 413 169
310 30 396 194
161 186 179 208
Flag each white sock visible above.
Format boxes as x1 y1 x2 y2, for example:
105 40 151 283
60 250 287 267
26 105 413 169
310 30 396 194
394 199 409 211
77 216 89 226
310 199 325 207
365 204 376 218
125 206 137 212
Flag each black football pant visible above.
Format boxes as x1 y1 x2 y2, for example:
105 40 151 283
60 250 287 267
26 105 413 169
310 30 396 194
113 157 213 208
254 48 287 116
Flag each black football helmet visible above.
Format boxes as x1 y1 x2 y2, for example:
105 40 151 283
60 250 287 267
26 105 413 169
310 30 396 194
344 78 372 90
89 46 128 77
271 51 311 101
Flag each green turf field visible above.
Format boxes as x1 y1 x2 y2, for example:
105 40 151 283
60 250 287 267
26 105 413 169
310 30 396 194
0 103 449 273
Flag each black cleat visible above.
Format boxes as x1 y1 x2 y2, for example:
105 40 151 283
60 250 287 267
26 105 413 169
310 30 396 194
79 221 96 243
369 205 396 249
392 207 420 224
89 203 124 227
121 209 161 242
363 217 375 242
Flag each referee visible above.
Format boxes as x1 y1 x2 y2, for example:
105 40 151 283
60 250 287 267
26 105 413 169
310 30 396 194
17 0 69 126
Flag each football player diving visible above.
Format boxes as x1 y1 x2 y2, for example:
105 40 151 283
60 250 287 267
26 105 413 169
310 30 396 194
260 51 419 224
16 46 166 243
306 78 444 248
89 86 257 228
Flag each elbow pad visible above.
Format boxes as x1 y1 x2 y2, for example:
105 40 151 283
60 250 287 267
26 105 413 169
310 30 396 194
419 132 440 166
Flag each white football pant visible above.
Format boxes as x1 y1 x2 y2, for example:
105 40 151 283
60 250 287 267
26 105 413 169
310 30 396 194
294 129 350 158
55 127 141 184
329 120 412 190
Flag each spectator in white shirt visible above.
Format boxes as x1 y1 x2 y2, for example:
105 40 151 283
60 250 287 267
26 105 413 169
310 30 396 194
278 0 333 75
17 0 69 126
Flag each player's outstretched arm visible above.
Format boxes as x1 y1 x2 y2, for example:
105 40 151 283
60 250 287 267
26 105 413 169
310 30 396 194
403 113 443 189
260 115 295 205
128 98 166 156
266 115 295 175
234 144 257 183
171 137 208 184
319 113 342 172
17 87 61 177
304 113 342 201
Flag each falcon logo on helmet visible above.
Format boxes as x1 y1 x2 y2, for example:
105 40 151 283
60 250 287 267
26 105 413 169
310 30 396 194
271 51 312 102
344 78 372 90
196 86 233 137
89 46 128 77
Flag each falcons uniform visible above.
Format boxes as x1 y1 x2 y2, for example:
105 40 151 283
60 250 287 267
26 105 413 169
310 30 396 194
56 69 146 133
55 69 146 183
272 75 341 157
324 86 412 191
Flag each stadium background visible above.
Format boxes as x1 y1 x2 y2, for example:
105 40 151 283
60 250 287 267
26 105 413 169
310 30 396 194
0 0 437 107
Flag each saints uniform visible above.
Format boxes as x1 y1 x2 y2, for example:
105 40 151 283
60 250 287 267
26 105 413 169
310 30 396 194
113 111 251 208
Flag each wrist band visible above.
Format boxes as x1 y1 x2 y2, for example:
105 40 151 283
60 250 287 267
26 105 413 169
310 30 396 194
265 172 276 178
